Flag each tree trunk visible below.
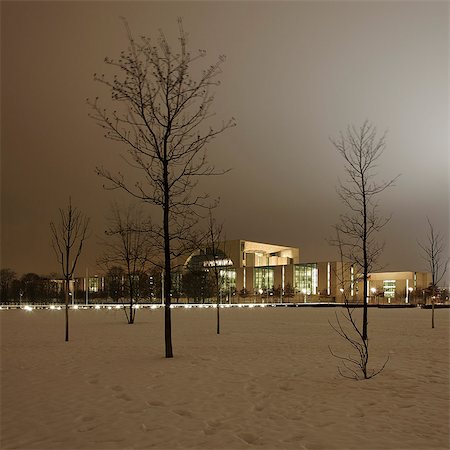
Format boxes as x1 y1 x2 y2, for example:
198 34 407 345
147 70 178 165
128 274 134 324
216 292 220 335
362 198 368 342
432 300 435 329
163 161 173 358
65 278 69 342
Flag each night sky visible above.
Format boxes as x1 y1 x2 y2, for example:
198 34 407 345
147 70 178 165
2 1 448 280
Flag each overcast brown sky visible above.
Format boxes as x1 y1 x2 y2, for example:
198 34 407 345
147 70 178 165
2 1 449 281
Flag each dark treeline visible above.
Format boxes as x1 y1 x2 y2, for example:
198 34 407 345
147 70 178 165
0 267 163 304
0 269 63 303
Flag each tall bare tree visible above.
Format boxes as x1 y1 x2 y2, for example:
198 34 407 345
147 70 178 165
89 19 234 357
98 203 153 324
330 121 398 342
418 217 449 328
50 197 89 341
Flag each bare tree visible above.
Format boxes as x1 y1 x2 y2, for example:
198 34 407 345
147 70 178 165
105 266 126 303
328 229 389 380
89 19 234 357
418 217 449 328
330 120 398 342
98 203 154 324
50 198 89 342
207 207 225 334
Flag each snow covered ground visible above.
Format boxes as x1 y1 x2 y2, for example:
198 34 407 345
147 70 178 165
1 306 448 449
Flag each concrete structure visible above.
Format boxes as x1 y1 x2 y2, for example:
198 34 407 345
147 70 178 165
362 271 432 304
56 240 432 305
181 240 432 303
183 240 300 300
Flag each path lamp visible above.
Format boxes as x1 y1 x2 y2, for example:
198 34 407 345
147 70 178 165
407 287 413 304
258 288 263 304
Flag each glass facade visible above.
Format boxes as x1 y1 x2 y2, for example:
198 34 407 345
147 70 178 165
254 268 274 291
383 280 396 298
219 269 236 294
89 277 100 293
294 264 318 294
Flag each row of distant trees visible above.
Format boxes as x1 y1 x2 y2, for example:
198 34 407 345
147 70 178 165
0 267 152 303
0 270 63 303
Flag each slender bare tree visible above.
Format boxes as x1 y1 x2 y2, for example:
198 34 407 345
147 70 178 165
207 207 225 334
330 121 398 343
50 197 89 341
328 228 389 380
418 217 449 328
89 19 234 357
98 203 154 324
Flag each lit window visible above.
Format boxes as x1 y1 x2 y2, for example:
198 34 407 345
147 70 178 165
383 280 396 298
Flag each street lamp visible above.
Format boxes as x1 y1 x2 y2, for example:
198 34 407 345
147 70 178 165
407 287 413 304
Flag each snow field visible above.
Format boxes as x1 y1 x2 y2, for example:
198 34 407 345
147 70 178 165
1 307 448 449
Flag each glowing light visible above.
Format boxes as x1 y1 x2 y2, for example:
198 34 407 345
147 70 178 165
73 305 79 310
23 305 33 311
94 305 101 310
203 259 233 268
151 305 158 309
261 304 266 308
370 287 377 294
249 304 255 308
57 306 62 310
115 305 121 309
107 306 112 310
50 305 56 310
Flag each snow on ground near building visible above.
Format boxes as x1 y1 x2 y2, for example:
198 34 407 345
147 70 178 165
1 307 449 449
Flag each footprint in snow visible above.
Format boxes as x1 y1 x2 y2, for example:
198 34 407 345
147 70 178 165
172 409 192 417
146 400 165 407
